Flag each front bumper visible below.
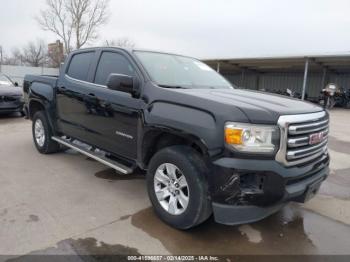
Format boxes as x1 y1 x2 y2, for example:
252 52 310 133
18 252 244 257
210 152 329 225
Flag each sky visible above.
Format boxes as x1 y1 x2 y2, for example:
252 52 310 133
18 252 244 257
1 0 350 59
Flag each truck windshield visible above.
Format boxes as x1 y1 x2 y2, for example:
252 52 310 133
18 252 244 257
134 51 233 89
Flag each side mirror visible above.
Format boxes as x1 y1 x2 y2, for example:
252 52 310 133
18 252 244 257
14 82 19 87
106 74 139 97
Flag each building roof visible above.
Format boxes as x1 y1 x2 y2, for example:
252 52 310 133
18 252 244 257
203 53 350 74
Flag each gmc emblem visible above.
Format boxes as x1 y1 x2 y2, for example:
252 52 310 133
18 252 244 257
309 132 324 145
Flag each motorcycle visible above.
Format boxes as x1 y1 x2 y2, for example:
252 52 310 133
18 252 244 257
334 87 350 108
319 83 337 109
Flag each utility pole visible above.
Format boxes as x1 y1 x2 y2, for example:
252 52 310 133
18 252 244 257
217 62 220 73
0 45 3 73
301 58 309 100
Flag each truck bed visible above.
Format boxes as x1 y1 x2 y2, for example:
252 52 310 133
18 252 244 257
23 74 58 95
23 75 59 116
24 75 58 88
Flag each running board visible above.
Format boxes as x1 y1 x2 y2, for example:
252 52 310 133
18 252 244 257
52 136 134 174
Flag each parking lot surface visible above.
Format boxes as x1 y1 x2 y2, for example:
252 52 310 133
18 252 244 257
0 110 349 257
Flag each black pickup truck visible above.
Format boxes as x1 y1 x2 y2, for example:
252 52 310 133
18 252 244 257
23 47 329 229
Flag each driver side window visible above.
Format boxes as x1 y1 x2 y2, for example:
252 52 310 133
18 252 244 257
94 52 135 86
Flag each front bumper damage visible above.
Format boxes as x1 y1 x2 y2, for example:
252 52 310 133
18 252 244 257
209 152 329 225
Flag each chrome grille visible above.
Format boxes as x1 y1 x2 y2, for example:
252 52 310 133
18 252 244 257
276 111 329 166
288 119 329 135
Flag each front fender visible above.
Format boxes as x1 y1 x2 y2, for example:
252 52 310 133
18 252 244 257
145 101 223 152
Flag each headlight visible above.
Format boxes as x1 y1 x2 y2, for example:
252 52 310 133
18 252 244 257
225 122 279 154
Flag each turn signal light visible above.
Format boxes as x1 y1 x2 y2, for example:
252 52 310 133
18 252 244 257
225 128 243 145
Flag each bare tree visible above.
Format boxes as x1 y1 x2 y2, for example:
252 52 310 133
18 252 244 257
2 56 19 66
36 0 73 54
68 0 110 49
36 0 110 53
11 48 23 65
2 48 23 66
105 37 136 48
21 40 47 67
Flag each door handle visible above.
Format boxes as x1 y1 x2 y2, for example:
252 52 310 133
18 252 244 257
88 93 96 97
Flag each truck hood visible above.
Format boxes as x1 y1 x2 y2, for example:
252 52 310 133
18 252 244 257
0 84 23 97
171 88 323 124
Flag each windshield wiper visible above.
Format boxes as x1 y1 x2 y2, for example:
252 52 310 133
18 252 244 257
158 84 188 89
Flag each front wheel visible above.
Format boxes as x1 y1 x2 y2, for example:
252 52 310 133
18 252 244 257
147 146 212 230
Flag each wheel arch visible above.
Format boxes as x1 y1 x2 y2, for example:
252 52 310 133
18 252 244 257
28 99 45 120
141 128 209 168
28 99 57 136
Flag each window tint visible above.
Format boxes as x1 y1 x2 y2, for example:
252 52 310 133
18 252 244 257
67 52 94 81
94 52 135 85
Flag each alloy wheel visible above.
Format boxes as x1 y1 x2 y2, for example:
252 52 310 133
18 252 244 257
153 163 190 215
34 119 45 147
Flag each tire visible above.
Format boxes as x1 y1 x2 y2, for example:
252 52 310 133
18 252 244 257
32 111 60 154
147 145 212 230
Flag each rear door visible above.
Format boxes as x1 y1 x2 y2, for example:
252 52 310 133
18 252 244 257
56 50 99 142
82 50 142 159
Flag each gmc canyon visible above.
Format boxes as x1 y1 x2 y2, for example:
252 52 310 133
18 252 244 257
23 47 329 229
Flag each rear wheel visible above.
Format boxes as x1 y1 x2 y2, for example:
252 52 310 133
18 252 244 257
32 111 60 154
147 146 212 230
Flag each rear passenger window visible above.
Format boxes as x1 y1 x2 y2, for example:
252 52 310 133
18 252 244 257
94 52 135 86
67 52 94 81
